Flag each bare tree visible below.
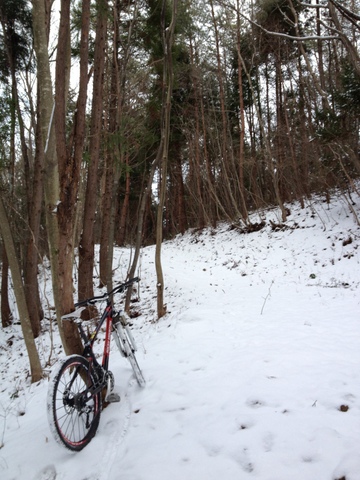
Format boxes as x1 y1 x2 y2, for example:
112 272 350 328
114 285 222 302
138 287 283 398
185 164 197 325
78 0 108 302
155 0 178 319
0 195 42 382
32 0 62 343
54 0 91 354
32 0 90 355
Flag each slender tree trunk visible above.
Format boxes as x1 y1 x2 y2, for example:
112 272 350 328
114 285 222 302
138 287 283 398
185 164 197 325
236 0 248 221
1 7 43 337
171 151 187 235
155 0 178 318
99 153 115 289
32 0 64 346
238 40 287 220
78 0 108 302
316 0 326 111
0 196 42 382
189 37 206 228
125 156 159 312
209 0 240 221
199 80 223 225
118 156 131 246
55 0 91 354
99 2 119 290
1 249 12 327
99 0 137 290
24 99 45 338
328 0 360 78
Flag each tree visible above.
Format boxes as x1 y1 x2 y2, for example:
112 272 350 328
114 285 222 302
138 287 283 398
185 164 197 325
0 194 42 382
78 0 108 302
0 0 44 337
32 0 89 355
155 0 178 318
54 0 91 354
0 88 13 328
32 0 61 347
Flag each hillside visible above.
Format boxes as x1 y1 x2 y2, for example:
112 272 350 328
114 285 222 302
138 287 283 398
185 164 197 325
1 189 360 480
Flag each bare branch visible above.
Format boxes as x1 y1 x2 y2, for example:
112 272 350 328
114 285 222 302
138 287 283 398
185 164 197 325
222 0 341 42
300 2 326 8
244 16 340 42
330 0 360 23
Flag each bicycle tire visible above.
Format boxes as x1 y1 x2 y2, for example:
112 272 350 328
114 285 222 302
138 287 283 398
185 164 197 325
127 350 146 387
47 354 102 451
113 324 146 387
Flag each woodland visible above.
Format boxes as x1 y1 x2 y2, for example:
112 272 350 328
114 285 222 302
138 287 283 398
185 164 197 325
0 0 359 382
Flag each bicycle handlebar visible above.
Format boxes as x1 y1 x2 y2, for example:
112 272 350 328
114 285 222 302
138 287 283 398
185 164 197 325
74 277 140 308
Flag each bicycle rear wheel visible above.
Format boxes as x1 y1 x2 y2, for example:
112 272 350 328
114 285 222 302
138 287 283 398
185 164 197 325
47 355 102 451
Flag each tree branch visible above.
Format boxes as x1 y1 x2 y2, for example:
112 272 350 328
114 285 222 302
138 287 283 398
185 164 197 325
223 0 341 42
330 0 360 23
244 16 340 41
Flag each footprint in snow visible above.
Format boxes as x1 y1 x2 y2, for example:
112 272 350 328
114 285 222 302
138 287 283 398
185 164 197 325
230 448 254 473
32 465 57 480
246 398 265 409
263 432 275 452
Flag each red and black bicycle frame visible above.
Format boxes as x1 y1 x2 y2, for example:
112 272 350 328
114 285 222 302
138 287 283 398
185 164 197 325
77 300 114 380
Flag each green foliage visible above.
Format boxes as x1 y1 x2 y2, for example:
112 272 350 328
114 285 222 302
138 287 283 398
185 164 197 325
314 108 343 142
256 0 303 35
254 0 305 63
316 62 360 142
0 0 33 81
142 0 192 69
142 0 166 64
142 0 194 140
336 60 360 114
228 34 258 114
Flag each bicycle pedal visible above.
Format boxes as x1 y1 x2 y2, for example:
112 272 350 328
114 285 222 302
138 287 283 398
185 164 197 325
106 392 121 403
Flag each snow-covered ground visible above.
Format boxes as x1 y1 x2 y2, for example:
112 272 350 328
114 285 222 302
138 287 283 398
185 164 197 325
1 190 360 480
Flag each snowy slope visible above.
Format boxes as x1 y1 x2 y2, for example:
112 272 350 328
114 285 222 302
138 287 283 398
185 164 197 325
1 190 360 480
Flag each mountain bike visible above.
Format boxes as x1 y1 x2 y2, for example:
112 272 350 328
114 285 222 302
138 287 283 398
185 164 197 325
47 277 145 452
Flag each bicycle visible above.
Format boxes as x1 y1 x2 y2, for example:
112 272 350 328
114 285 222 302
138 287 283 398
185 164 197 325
47 277 145 452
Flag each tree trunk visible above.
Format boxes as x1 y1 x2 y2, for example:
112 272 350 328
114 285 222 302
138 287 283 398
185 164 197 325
125 156 159 312
78 0 108 302
1 249 12 327
209 0 240 221
155 0 178 319
24 101 45 338
118 156 131 246
32 0 64 345
55 0 90 354
100 3 121 290
189 37 206 228
99 153 116 290
236 0 248 221
1 5 43 337
0 195 42 382
173 153 187 234
328 0 360 78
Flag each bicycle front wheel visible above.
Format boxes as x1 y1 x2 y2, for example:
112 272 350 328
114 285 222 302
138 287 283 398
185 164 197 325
47 355 102 451
113 323 146 387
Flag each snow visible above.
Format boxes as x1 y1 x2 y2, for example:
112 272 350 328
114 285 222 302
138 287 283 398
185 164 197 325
1 190 360 480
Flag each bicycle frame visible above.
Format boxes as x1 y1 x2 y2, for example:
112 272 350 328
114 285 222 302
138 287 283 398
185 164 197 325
76 301 114 376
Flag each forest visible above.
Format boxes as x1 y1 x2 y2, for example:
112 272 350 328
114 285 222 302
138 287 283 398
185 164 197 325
0 0 359 382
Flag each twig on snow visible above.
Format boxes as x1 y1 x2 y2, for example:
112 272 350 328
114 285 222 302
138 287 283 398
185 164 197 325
261 280 274 315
